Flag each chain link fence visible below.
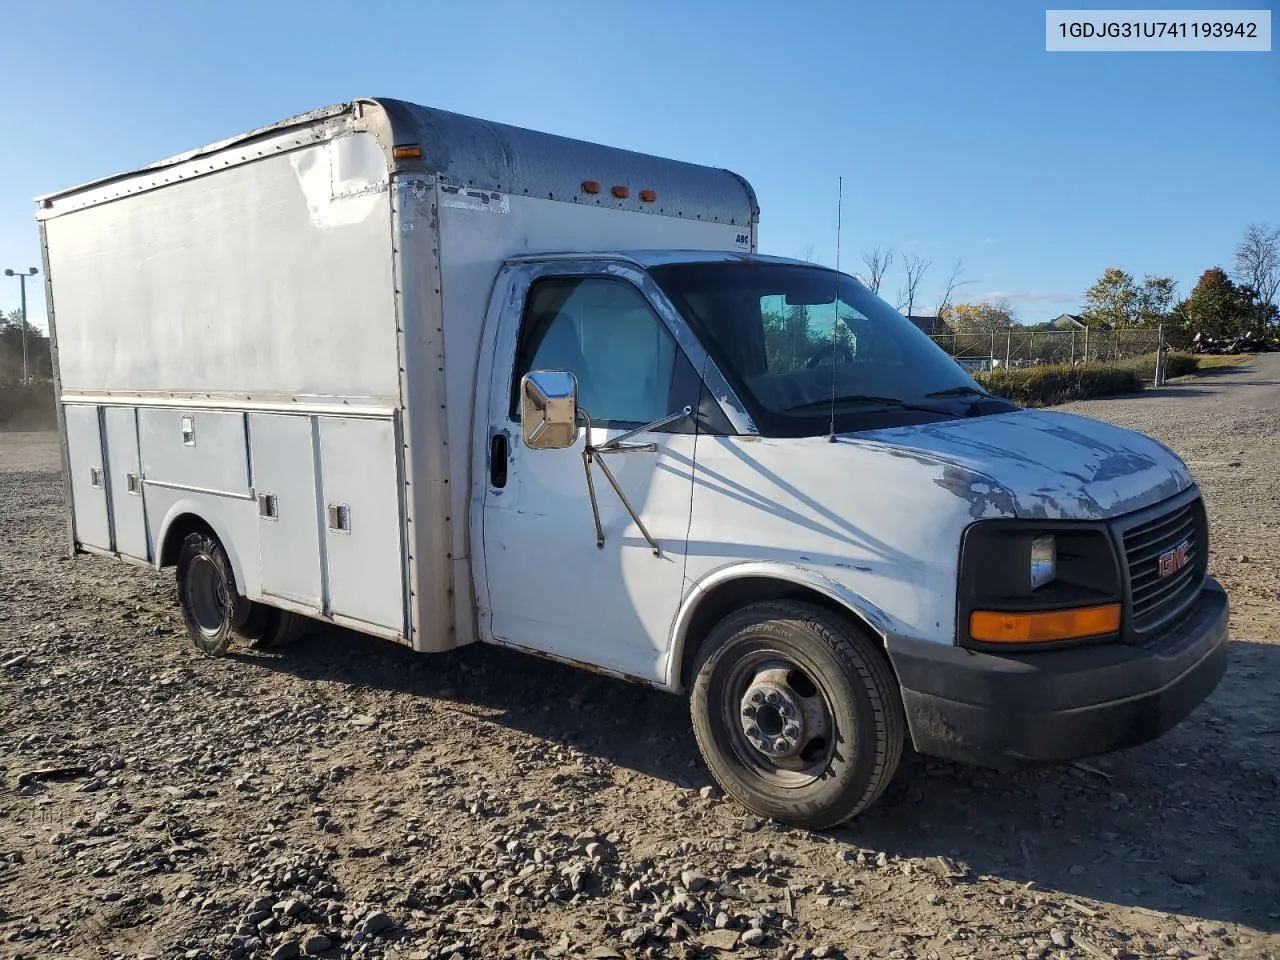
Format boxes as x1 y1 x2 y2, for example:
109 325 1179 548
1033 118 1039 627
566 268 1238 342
931 327 1167 377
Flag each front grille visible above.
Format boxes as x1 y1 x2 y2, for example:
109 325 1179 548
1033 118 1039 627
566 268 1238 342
1122 497 1206 636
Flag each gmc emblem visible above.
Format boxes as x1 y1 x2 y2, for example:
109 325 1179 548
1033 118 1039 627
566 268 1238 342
1158 540 1191 578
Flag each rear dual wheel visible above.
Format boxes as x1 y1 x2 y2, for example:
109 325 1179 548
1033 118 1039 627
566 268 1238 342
233 602 308 651
690 601 905 830
175 531 307 656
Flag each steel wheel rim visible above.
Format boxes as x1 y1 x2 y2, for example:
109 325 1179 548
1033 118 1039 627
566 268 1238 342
187 555 228 636
720 649 837 787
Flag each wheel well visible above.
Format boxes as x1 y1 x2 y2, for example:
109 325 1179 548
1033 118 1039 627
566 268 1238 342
158 513 217 569
678 577 892 691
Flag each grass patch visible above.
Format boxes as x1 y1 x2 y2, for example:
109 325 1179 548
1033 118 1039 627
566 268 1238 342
1191 354 1251 371
1121 351 1198 379
977 364 1144 407
974 351 1223 406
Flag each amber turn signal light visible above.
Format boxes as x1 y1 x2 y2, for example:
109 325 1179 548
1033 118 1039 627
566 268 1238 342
611 185 630 199
392 145 422 160
639 189 657 203
969 604 1121 644
582 180 601 195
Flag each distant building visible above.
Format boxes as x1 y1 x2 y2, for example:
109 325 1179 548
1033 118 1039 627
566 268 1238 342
1049 313 1086 330
906 314 952 336
1049 313 1113 331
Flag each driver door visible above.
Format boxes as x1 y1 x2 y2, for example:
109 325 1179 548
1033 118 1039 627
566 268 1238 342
479 266 701 682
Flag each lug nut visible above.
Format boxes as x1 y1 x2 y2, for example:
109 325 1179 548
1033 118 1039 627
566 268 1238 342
750 691 764 705
766 691 782 705
783 723 800 739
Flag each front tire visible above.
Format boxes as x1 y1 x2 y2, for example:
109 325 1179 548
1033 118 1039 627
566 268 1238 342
690 601 905 830
175 532 246 657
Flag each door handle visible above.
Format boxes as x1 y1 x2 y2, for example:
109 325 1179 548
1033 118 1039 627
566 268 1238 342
490 433 508 488
258 493 278 520
327 503 351 534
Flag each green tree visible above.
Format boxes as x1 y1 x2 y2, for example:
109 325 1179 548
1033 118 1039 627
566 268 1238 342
0 310 53 383
1173 268 1256 340
1081 267 1137 328
1136 275 1177 326
946 299 1016 335
1082 268 1177 328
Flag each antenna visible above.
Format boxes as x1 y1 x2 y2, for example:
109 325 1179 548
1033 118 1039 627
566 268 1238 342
828 176 843 443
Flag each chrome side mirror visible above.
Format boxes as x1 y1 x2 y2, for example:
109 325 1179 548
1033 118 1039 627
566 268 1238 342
520 370 580 450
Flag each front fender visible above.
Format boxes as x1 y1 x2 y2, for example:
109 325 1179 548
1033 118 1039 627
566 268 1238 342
664 560 900 693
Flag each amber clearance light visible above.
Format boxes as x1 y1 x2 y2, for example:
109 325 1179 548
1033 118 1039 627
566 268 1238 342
969 604 1121 644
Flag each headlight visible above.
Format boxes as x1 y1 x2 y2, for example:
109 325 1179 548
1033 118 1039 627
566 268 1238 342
957 521 1122 649
1030 534 1056 589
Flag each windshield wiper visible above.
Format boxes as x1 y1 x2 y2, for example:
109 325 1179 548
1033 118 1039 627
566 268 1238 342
924 385 989 399
783 394 958 417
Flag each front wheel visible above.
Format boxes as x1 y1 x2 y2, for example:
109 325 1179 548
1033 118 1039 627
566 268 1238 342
175 532 247 657
690 601 905 830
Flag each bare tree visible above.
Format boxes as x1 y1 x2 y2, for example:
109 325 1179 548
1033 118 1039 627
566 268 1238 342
858 246 894 294
1233 223 1280 334
896 253 931 319
935 258 972 320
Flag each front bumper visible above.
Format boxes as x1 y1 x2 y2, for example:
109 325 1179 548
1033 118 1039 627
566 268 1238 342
887 578 1229 767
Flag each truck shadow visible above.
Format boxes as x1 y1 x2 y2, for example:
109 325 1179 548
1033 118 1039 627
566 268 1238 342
240 631 1280 933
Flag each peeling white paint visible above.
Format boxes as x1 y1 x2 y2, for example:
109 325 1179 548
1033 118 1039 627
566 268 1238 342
682 433 1001 652
440 189 511 214
290 136 385 229
859 409 1192 520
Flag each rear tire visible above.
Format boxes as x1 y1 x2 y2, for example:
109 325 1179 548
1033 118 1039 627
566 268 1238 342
690 600 905 830
175 532 246 657
237 605 309 650
232 601 272 646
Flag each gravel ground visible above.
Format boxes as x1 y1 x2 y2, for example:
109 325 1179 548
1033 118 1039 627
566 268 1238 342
2 357 1278 960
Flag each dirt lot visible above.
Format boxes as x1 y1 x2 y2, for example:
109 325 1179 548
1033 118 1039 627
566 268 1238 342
2 357 1278 960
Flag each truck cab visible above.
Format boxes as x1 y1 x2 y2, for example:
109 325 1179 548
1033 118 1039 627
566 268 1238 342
468 249 1228 827
38 98 1228 829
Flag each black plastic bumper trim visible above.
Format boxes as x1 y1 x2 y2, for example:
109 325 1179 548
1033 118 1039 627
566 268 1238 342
887 578 1229 767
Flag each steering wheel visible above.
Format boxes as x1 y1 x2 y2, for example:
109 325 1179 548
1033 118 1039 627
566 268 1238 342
804 341 855 369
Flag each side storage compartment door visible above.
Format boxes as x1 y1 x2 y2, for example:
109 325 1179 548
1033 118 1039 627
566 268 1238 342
63 404 112 551
248 413 323 609
103 406 148 560
138 409 250 495
318 417 405 633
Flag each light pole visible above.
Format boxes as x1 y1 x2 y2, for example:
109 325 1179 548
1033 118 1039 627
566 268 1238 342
4 267 39 384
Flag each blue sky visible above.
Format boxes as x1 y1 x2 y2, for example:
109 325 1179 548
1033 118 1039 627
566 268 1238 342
0 0 1275 330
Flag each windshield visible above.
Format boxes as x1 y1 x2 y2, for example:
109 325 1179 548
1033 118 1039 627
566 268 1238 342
649 261 989 437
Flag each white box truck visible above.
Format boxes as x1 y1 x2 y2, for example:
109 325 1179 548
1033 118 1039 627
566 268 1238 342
36 98 1228 827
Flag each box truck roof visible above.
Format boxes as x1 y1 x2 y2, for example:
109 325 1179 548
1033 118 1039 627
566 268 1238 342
503 250 808 268
36 97 759 231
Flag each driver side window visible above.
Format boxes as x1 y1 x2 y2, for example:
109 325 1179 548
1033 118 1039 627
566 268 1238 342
513 277 678 426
